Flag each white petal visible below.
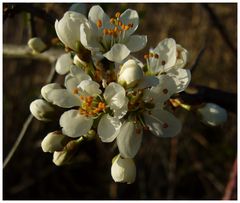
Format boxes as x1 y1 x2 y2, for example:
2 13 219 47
113 97 129 119
120 9 139 36
151 38 177 73
103 44 130 63
78 80 102 96
55 53 73 75
144 109 182 137
125 35 147 52
104 82 126 109
167 69 191 93
97 114 122 142
135 75 159 90
60 110 93 138
143 74 176 106
47 89 81 108
55 11 87 51
41 83 62 102
80 22 102 51
117 122 142 158
175 44 188 69
88 5 110 29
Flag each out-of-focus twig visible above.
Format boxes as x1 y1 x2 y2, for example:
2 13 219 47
3 44 64 63
202 4 237 55
3 63 58 169
3 3 56 25
222 157 237 200
179 84 237 113
190 46 206 74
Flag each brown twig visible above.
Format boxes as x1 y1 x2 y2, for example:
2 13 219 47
202 4 237 56
222 157 237 200
179 84 237 113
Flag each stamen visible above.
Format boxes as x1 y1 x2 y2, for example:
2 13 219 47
96 19 102 28
149 52 154 58
103 28 109 35
144 54 149 59
72 88 79 95
154 53 159 59
110 18 115 24
162 123 169 128
161 60 166 65
118 21 122 26
115 12 121 18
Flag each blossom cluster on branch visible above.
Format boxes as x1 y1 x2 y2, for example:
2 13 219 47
29 5 227 184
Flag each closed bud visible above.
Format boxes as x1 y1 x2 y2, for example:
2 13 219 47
55 53 73 75
197 103 227 126
28 37 47 53
41 83 62 102
111 154 136 184
41 131 70 153
118 59 144 88
30 99 56 121
53 151 69 166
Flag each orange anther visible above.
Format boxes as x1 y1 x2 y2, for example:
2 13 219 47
72 88 79 95
114 26 118 32
144 54 149 59
118 21 122 26
80 95 85 100
86 96 93 103
115 12 121 18
124 25 129 31
110 18 115 24
128 23 133 28
103 28 109 35
121 24 125 30
96 19 102 28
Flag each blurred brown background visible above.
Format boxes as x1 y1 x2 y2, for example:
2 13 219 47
3 3 237 200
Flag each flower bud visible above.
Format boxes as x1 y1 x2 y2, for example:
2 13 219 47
30 99 56 121
55 53 73 75
28 37 47 53
55 11 87 52
118 59 144 88
52 139 80 166
41 83 62 102
41 131 70 153
197 103 227 126
111 154 136 184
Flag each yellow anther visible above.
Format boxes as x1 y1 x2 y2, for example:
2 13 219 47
110 18 115 24
114 26 118 32
124 25 130 31
149 52 154 58
121 24 125 30
115 12 121 18
80 95 85 100
72 88 79 95
96 19 102 28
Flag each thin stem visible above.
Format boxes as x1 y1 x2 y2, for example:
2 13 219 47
3 63 57 169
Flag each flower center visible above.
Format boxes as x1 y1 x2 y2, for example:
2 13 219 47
95 11 134 50
79 95 106 117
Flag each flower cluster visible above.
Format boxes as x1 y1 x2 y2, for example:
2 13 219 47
30 5 196 184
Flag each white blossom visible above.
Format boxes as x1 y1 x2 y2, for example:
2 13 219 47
55 11 87 52
80 5 147 63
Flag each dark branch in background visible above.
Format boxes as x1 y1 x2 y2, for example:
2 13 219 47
3 3 56 25
179 84 237 114
222 157 237 200
202 4 237 56
190 46 206 74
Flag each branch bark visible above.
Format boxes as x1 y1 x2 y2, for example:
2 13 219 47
3 44 64 63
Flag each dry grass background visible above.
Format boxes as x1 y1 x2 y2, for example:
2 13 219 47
3 3 237 200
